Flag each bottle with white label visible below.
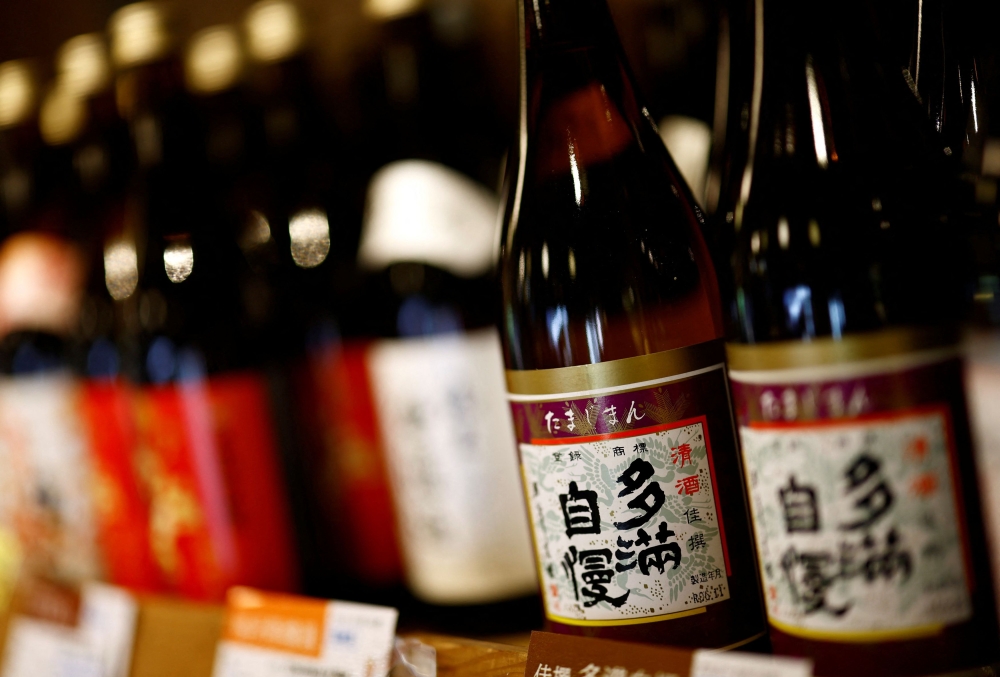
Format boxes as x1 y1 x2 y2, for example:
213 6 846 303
497 0 767 649
726 0 999 673
876 0 1000 624
0 59 103 588
348 159 538 609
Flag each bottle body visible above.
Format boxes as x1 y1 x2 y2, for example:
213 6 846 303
106 5 300 600
499 0 766 647
327 160 539 610
726 0 1000 672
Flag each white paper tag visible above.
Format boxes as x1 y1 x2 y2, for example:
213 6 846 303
212 587 398 677
0 583 138 677
690 650 812 677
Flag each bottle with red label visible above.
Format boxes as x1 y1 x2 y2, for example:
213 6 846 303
290 0 544 623
725 0 1000 673
233 0 376 597
107 1 299 601
497 0 767 649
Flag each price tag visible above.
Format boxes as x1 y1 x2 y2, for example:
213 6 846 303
0 582 138 677
524 632 811 677
689 651 811 677
212 587 398 677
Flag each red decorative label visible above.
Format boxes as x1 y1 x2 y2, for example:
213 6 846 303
132 371 298 600
302 341 402 586
79 378 164 592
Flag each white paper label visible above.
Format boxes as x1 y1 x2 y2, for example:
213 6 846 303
0 373 102 583
212 595 398 677
521 418 731 624
366 328 537 604
1 584 138 677
740 408 972 638
690 650 811 677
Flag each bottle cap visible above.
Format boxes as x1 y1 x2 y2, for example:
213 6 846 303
658 115 712 206
0 233 84 336
358 160 498 277
56 34 110 98
39 85 87 146
289 208 330 269
245 0 304 63
103 238 139 301
108 2 170 69
364 0 424 21
185 25 244 94
0 61 36 129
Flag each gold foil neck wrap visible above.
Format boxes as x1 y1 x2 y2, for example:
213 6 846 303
505 339 725 396
725 327 959 372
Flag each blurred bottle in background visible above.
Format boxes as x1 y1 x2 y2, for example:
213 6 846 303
0 56 104 593
355 160 537 613
875 0 1000 620
702 0 753 321
239 0 355 340
354 0 506 187
108 1 299 601
726 0 999 671
293 0 542 625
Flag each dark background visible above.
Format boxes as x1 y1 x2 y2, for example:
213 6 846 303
0 0 720 145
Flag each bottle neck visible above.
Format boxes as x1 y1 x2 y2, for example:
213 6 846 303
522 0 619 54
517 0 651 161
749 0 903 173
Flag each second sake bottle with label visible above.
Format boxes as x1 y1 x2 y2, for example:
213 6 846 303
497 0 766 648
725 0 1000 673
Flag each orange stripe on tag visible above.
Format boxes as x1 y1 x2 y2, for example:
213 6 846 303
222 587 327 658
16 577 82 628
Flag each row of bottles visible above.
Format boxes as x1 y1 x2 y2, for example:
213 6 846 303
0 0 541 629
4 0 1000 672
500 0 1000 673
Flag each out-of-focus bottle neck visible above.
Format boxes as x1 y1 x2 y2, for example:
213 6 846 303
521 0 622 56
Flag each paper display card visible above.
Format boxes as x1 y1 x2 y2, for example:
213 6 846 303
523 631 811 677
212 587 398 677
0 582 138 677
689 652 812 677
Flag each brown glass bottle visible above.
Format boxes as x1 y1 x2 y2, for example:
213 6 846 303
497 0 766 649
725 0 1000 674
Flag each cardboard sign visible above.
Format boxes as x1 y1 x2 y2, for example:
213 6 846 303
524 632 811 677
0 583 138 677
212 587 398 677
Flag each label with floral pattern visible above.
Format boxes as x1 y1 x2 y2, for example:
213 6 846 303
729 345 975 641
508 342 736 626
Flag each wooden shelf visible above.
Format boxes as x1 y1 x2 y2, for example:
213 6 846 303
0 594 529 677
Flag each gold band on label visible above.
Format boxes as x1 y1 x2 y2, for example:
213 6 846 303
725 327 959 372
505 339 725 395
